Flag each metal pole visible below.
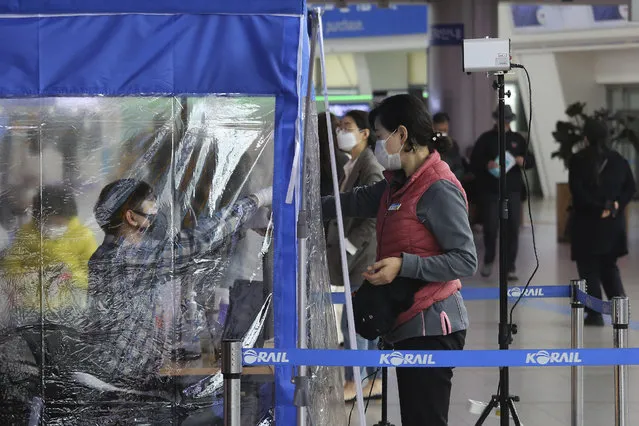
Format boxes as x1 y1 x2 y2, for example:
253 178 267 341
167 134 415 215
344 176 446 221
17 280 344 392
570 279 585 426
222 339 242 426
496 72 510 426
293 10 318 425
315 7 367 426
381 367 388 423
612 297 629 426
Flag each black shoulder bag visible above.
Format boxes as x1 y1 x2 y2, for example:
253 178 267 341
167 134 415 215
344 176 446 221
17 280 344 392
352 276 425 340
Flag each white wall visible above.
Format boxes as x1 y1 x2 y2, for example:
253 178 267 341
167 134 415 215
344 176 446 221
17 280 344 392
594 48 639 84
318 49 427 92
556 51 606 109
366 51 410 91
514 52 567 197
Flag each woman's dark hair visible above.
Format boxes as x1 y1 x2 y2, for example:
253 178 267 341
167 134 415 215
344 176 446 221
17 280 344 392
32 185 78 222
582 118 611 185
94 179 155 234
369 94 452 154
344 109 376 150
318 111 340 182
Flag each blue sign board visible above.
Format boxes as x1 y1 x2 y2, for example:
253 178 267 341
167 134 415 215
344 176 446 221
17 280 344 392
321 4 428 39
430 23 464 46
592 5 626 22
511 5 542 28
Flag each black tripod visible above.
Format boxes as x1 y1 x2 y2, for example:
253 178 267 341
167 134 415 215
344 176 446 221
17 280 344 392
475 73 522 426
374 340 395 426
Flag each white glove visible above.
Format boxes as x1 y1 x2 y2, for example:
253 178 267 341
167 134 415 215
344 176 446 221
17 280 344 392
252 186 273 208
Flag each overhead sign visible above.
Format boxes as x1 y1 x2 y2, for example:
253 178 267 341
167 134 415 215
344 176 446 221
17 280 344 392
321 4 428 39
430 23 464 46
510 4 630 32
592 5 628 22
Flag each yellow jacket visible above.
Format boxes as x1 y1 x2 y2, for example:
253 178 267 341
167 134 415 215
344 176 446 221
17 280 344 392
2 217 98 311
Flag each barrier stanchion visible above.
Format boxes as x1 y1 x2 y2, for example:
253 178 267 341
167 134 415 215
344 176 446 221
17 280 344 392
570 279 585 426
242 347 639 368
612 297 630 426
222 340 242 426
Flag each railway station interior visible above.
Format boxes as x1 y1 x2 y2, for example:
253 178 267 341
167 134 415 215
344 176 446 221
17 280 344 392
0 1 638 425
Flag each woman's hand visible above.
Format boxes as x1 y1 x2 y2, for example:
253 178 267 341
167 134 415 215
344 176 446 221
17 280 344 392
362 257 402 286
601 209 611 219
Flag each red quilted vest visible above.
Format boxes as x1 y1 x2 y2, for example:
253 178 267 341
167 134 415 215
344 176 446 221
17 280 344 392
376 151 467 327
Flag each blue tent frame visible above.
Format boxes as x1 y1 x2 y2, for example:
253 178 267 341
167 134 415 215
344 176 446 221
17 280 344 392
0 1 308 424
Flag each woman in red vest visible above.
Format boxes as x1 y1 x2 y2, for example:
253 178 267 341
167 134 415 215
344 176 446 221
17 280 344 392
322 94 477 425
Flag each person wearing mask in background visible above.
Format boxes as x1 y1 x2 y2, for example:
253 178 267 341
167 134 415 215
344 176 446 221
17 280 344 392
326 110 384 401
323 94 476 426
319 112 348 198
433 112 480 222
433 112 465 182
470 105 535 281
2 185 98 313
76 178 273 391
569 118 636 326
319 111 350 347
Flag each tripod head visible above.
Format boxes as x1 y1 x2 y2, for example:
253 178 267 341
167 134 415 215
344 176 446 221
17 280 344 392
492 79 511 98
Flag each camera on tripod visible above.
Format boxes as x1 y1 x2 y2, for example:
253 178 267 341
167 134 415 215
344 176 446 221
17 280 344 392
462 38 511 74
461 37 524 426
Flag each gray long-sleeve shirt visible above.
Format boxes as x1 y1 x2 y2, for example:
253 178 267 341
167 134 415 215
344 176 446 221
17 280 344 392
322 174 477 341
322 178 477 282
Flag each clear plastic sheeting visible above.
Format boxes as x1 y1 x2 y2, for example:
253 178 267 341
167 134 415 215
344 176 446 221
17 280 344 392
302 109 346 426
0 96 277 425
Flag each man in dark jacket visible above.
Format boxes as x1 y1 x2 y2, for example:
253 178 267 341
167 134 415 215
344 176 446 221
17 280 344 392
79 179 272 391
470 105 535 281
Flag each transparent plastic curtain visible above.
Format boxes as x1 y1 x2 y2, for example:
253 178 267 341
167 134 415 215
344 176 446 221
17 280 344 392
0 95 276 425
302 106 346 426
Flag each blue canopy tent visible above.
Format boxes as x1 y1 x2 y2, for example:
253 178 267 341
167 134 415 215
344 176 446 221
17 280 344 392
0 1 342 424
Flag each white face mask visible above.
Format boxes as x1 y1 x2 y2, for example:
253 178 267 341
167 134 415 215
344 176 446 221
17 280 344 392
374 131 403 171
44 225 68 240
336 129 358 152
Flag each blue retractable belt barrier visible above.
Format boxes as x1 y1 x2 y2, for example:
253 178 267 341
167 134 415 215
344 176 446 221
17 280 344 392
575 288 612 315
242 347 639 368
331 285 571 305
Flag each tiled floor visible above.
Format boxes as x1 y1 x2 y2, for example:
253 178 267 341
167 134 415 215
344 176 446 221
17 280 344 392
343 198 639 426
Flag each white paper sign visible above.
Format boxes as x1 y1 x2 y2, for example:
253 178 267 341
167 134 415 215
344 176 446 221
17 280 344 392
489 151 517 178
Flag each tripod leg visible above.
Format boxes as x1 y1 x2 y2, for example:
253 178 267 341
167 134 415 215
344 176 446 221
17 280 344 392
381 367 388 423
373 367 395 426
508 398 523 426
475 395 499 426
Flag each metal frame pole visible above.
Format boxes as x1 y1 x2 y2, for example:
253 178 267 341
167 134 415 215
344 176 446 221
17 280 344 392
612 297 629 426
293 10 320 426
570 279 585 426
315 6 367 426
495 72 511 426
222 339 243 426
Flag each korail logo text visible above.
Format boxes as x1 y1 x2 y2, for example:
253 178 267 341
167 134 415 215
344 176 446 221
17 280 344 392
508 287 544 298
244 350 289 365
379 351 436 366
525 350 582 365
